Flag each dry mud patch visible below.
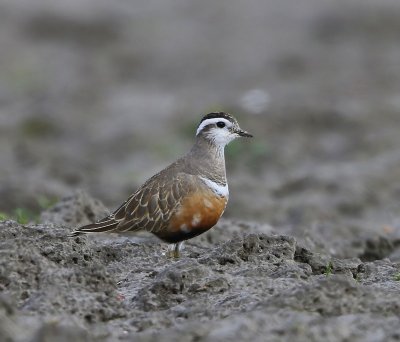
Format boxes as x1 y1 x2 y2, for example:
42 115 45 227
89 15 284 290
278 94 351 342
0 192 400 341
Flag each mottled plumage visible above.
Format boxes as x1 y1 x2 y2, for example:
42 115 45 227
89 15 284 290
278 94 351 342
70 112 252 257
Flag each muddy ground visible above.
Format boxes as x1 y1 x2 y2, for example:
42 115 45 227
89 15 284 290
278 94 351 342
1 0 400 341
1 192 400 341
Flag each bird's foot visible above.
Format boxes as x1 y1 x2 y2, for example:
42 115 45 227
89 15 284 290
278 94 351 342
166 242 184 258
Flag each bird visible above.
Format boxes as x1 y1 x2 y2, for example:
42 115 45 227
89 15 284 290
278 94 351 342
70 112 253 257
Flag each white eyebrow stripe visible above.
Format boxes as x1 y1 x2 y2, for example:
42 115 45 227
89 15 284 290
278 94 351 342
199 176 229 197
196 118 232 136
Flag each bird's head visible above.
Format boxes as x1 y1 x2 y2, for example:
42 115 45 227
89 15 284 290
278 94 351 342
196 112 253 147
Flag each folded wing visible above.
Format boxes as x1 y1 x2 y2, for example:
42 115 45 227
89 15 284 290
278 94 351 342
70 173 199 236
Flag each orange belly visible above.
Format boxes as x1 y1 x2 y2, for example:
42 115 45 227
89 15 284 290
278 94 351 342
156 191 227 243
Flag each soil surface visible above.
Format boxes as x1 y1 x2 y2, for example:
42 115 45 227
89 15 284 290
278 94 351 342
1 191 400 341
1 0 400 341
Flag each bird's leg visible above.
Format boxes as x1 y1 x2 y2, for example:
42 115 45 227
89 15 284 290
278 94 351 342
167 242 184 258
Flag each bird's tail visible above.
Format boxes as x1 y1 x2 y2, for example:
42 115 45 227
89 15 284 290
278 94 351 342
69 218 120 237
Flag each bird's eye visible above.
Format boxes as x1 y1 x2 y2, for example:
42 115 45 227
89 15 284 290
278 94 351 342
216 121 226 128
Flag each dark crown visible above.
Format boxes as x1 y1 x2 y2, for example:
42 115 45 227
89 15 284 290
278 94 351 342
200 112 237 125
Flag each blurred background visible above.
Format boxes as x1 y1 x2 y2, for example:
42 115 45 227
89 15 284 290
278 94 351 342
0 0 399 250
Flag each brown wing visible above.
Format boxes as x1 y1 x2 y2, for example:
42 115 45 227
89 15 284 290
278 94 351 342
113 172 200 233
70 172 200 236
69 195 134 236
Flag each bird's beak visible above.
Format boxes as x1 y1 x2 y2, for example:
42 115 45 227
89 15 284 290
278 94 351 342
237 129 253 138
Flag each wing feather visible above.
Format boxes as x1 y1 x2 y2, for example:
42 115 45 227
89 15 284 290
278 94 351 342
70 172 201 237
